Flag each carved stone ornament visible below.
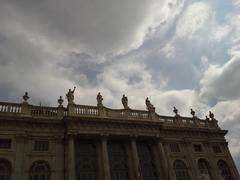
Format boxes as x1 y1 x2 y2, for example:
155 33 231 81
173 106 178 116
96 92 103 107
190 108 195 117
66 87 76 104
58 96 64 106
122 94 129 109
145 97 155 112
209 111 214 120
23 92 29 103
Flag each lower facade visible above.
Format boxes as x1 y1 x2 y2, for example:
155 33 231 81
0 133 239 180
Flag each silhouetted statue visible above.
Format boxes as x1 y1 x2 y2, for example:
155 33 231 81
145 97 155 112
190 108 195 117
173 106 178 116
209 111 214 120
66 87 76 104
122 94 129 109
205 116 210 121
97 92 103 107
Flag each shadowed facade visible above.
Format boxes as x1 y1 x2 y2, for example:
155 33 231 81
0 91 239 180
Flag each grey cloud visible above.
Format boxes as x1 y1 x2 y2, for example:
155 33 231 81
1 0 169 55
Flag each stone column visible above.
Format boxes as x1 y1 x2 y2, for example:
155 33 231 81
130 138 140 180
163 142 176 180
68 135 76 180
203 142 221 180
12 135 26 180
183 141 199 180
157 140 168 180
101 137 111 180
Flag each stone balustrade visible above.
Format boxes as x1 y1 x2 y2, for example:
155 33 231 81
0 101 219 129
0 102 22 114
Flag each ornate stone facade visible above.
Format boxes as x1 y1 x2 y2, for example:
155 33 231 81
0 92 239 180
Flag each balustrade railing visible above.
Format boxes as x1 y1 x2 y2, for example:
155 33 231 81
31 106 58 117
75 105 99 116
0 101 218 129
0 102 22 113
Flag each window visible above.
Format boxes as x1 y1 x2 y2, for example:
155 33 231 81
108 142 129 180
30 160 50 180
213 145 222 153
137 142 157 180
34 141 49 151
198 159 210 175
0 139 11 149
193 144 202 152
0 159 11 180
218 160 233 180
169 143 180 152
75 141 98 180
174 160 190 180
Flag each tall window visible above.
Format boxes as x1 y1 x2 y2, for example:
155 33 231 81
75 141 98 180
198 159 211 176
0 159 11 180
30 161 50 180
218 160 233 180
174 160 190 180
108 142 129 180
137 142 157 180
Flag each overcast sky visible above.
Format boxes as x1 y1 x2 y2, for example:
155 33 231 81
0 0 240 171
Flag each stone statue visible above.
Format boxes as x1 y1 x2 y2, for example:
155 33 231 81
209 111 214 120
122 94 129 109
66 87 76 104
190 108 195 117
205 116 210 121
145 97 155 112
97 92 103 107
173 106 178 116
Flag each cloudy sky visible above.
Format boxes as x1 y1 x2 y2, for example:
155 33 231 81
0 0 240 171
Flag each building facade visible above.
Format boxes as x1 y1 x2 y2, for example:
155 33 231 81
0 91 239 180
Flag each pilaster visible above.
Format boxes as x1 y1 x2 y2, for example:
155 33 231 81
157 140 168 180
12 135 26 180
68 135 76 180
101 136 111 180
182 140 199 180
130 138 140 180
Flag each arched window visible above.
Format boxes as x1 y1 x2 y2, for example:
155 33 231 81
174 160 190 180
218 160 233 180
198 159 210 175
30 160 50 180
0 159 11 180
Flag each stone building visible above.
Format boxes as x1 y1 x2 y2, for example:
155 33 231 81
0 90 239 180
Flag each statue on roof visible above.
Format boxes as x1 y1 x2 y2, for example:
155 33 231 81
145 97 155 112
209 111 214 120
66 87 76 104
97 92 103 107
173 106 179 116
190 108 195 117
122 94 129 109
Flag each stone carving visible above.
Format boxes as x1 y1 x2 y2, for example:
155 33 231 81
145 97 155 112
97 92 103 107
205 116 210 121
209 111 214 120
58 96 63 107
66 87 76 104
190 108 195 117
173 106 179 116
23 92 29 103
122 94 129 109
